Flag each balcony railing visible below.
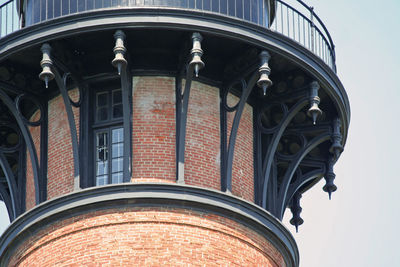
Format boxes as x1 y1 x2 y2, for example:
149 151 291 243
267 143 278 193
0 0 336 71
0 0 19 38
272 0 336 70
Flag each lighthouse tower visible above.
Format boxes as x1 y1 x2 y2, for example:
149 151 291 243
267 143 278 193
0 0 349 266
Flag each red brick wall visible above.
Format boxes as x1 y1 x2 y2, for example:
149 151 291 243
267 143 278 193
9 207 285 267
25 78 254 207
131 77 176 183
185 81 221 190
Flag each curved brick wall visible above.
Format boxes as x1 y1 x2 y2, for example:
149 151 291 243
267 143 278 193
26 77 254 204
8 207 284 267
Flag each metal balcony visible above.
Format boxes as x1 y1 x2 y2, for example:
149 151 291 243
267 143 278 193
0 0 335 70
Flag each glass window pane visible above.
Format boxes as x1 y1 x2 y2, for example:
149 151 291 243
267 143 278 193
112 158 123 173
203 0 210 11
97 132 108 146
97 107 108 121
228 0 235 16
251 0 258 24
48 0 54 19
97 92 108 107
95 0 102 8
244 0 250 20
33 0 40 23
78 0 85 12
62 0 69 16
220 0 227 14
40 0 46 21
70 0 77 13
211 0 218 12
235 0 243 18
96 175 108 186
112 89 122 104
112 173 123 184
112 128 124 143
112 143 123 158
97 161 108 175
113 104 123 118
195 0 201 10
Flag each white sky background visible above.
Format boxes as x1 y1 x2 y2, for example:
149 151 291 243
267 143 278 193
1 1 400 266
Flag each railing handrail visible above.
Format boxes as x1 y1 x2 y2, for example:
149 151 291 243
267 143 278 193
295 0 336 63
273 0 336 71
0 0 336 71
0 0 14 9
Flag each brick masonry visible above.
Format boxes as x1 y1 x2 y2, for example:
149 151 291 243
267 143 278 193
8 207 285 267
16 76 287 267
26 77 254 205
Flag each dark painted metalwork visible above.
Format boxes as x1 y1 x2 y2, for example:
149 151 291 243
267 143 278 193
289 191 303 232
22 0 272 28
39 43 81 189
272 0 336 70
261 97 309 209
0 88 41 204
276 131 331 219
0 150 18 220
176 32 204 183
0 0 349 234
112 30 132 182
0 0 19 38
0 8 351 126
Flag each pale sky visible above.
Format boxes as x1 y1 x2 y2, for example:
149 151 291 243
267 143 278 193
1 1 400 266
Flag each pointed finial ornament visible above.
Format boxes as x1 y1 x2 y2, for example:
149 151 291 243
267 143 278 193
307 81 322 124
329 118 344 160
39 43 55 88
257 51 273 95
112 30 127 75
190 32 205 77
323 156 337 200
289 192 304 232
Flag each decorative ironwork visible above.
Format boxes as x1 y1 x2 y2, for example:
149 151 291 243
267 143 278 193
39 43 81 189
222 50 272 193
0 86 45 205
0 0 19 38
176 32 205 184
0 0 336 71
272 0 336 70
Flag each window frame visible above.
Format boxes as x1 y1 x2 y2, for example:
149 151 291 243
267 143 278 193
80 80 131 188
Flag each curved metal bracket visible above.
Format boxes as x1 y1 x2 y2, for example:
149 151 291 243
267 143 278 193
276 132 331 219
53 70 81 190
224 71 258 193
0 150 19 220
261 97 309 208
0 89 41 205
284 167 326 211
176 32 205 184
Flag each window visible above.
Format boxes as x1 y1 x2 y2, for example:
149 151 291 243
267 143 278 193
93 88 124 186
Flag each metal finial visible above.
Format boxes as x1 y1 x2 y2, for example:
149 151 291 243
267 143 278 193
307 81 322 124
112 30 127 75
289 192 304 232
190 32 205 77
329 118 344 159
39 43 55 88
323 157 337 200
257 50 272 95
